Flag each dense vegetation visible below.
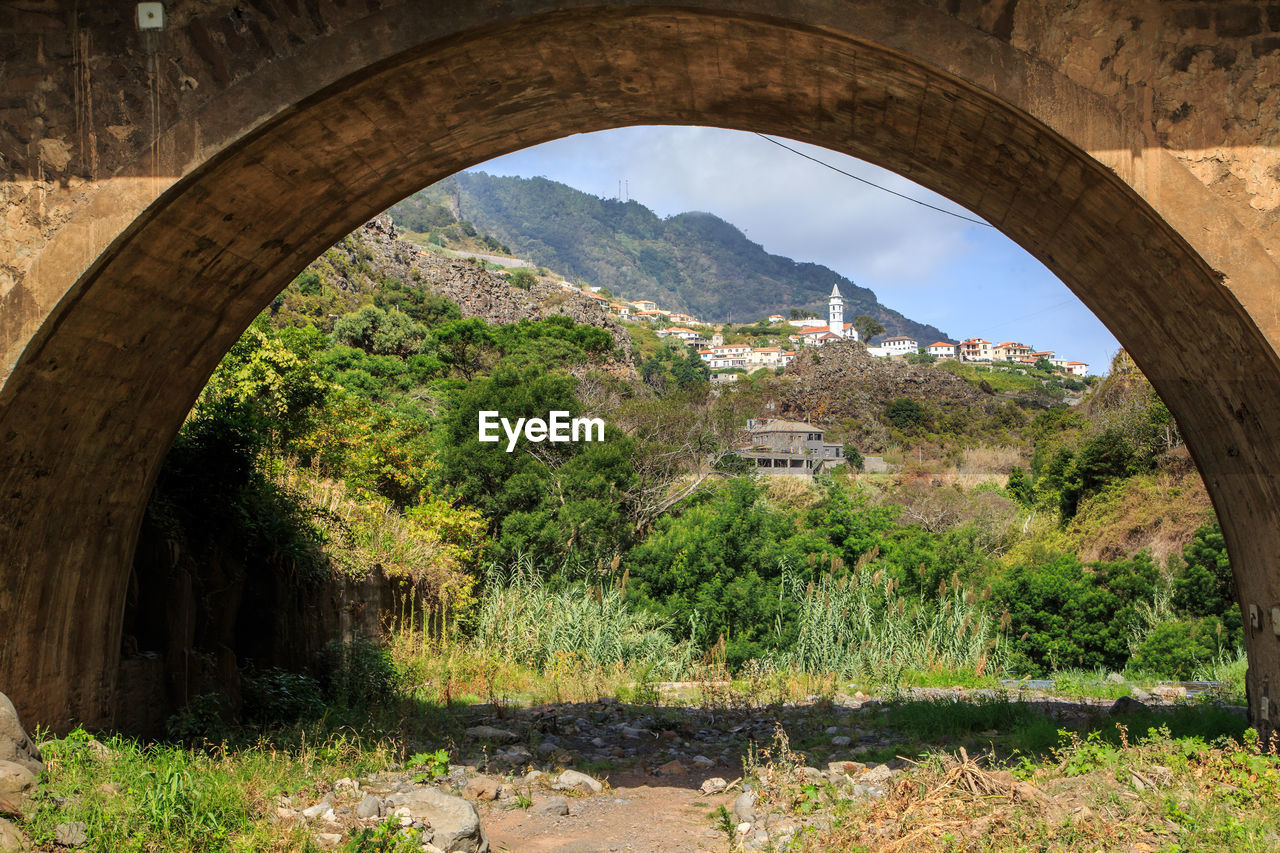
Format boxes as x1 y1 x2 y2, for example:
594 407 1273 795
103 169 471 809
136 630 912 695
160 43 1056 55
142 218 1242 714
387 172 948 343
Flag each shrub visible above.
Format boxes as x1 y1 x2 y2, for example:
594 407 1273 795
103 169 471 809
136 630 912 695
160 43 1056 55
1131 617 1229 679
319 637 400 709
241 667 325 725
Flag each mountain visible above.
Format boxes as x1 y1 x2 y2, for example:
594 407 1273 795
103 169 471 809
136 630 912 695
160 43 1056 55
386 172 949 343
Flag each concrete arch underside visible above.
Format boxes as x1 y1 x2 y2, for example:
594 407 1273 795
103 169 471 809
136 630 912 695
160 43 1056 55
3 2 1280 731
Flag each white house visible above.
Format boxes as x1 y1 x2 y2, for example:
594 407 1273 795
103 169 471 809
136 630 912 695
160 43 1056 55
1063 361 1089 376
657 326 700 342
768 314 785 324
925 341 957 358
879 336 919 355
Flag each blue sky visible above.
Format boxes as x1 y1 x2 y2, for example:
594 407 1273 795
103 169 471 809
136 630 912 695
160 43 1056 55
469 126 1120 373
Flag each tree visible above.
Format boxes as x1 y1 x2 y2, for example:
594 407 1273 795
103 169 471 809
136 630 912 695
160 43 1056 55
854 314 885 342
431 317 495 379
1034 357 1054 373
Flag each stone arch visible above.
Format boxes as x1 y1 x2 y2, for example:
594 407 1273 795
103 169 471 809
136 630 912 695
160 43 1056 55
3 2 1280 730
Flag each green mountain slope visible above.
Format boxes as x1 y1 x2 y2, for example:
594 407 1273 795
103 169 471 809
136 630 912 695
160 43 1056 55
387 172 949 343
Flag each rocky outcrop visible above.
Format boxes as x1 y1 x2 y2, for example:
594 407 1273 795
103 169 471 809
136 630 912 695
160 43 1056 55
316 218 634 372
0 694 40 775
773 339 994 450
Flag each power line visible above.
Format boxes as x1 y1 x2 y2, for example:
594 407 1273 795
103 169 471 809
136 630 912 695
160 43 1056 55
753 133 993 228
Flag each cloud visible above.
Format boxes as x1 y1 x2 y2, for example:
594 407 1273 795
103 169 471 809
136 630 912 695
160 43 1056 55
478 126 978 285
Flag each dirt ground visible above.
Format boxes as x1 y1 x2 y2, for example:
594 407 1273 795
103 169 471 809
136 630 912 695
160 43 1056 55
482 769 738 853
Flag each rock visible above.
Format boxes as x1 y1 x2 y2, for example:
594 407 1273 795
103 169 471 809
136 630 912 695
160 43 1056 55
690 755 714 767
53 822 88 848
828 760 866 777
1151 684 1187 701
356 794 383 819
0 817 26 853
830 735 852 747
554 770 603 794
503 745 532 762
463 777 502 800
699 777 728 795
1110 696 1148 714
1148 765 1175 788
655 760 687 776
0 763 34 799
333 777 359 792
315 833 343 847
464 726 518 744
732 790 757 824
1013 781 1048 803
532 796 570 816
1106 672 1125 684
96 782 121 797
0 696 40 774
861 765 896 784
522 770 545 785
798 767 826 783
384 788 488 853
302 802 334 820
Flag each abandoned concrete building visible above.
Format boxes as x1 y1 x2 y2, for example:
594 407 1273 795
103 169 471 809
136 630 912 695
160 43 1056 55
737 419 847 477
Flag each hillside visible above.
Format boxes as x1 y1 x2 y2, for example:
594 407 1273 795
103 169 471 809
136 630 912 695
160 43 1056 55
386 172 949 344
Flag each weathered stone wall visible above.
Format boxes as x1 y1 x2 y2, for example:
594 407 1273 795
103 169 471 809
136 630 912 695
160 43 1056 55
2 2 1280 733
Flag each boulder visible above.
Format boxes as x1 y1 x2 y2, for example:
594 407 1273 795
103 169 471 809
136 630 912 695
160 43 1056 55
53 822 88 848
356 794 384 819
699 777 728 795
0 696 40 774
732 790 757 824
1109 696 1148 715
531 796 569 817
554 770 602 795
463 777 502 801
0 763 34 800
385 788 488 853
464 726 518 744
0 817 26 853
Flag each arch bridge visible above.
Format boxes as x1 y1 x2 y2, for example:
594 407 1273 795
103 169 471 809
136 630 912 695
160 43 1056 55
2 0 1280 731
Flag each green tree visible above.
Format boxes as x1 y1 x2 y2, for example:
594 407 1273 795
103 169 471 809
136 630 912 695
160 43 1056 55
854 314 885 342
432 317 496 379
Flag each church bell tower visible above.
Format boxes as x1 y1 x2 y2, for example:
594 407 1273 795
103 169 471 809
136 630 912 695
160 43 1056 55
829 283 844 337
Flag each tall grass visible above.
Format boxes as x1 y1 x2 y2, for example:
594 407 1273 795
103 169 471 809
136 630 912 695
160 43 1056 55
777 567 1006 684
471 555 696 679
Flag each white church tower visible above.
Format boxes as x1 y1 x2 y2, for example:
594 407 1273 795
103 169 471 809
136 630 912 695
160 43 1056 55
829 283 846 338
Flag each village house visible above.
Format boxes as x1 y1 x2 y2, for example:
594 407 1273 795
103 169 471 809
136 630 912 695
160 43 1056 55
631 299 658 312
609 302 631 317
879 336 919 355
768 314 786 324
735 419 847 478
657 326 700 342
1063 361 1089 376
992 341 1033 361
925 341 957 358
959 338 992 361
